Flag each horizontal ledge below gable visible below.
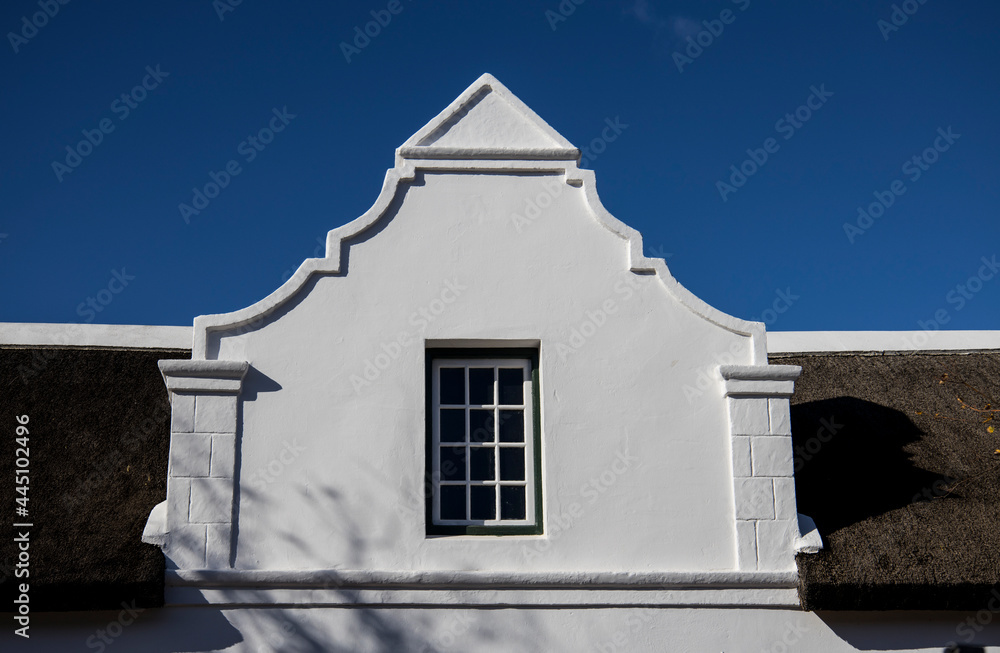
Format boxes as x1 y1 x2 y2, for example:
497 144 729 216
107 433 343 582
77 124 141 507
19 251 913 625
167 569 797 590
165 586 800 609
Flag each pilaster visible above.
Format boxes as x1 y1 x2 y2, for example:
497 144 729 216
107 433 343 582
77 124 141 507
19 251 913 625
158 359 248 569
720 364 801 572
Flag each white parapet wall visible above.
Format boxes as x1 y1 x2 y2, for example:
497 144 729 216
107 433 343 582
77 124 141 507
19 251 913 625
768 330 1000 354
0 322 191 349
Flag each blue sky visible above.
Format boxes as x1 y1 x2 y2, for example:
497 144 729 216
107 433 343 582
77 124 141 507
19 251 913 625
2 0 998 331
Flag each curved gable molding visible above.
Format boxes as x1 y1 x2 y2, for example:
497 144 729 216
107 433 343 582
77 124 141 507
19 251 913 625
192 165 416 359
570 166 767 363
192 75 766 363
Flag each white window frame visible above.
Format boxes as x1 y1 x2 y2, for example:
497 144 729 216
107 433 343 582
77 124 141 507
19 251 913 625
429 355 539 532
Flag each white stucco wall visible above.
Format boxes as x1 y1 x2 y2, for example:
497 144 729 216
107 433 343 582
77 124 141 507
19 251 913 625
211 169 751 574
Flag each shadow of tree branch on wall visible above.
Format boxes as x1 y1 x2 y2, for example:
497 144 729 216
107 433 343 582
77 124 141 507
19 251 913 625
209 474 548 652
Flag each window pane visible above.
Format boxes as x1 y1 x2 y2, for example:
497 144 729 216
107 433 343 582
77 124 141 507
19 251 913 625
439 409 466 443
498 410 524 442
439 447 466 481
470 486 496 520
500 486 526 520
440 367 465 404
430 356 537 530
468 368 494 405
469 448 495 481
469 409 494 443
498 368 524 405
440 485 466 520
499 447 525 481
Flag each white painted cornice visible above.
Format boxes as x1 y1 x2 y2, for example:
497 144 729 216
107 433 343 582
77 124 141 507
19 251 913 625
720 364 802 396
158 359 248 393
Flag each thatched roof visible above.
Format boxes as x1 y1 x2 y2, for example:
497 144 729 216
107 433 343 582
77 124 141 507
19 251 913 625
0 346 187 611
775 351 1000 610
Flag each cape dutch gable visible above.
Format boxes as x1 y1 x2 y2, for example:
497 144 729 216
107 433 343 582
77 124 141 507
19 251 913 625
145 74 813 606
9 74 998 652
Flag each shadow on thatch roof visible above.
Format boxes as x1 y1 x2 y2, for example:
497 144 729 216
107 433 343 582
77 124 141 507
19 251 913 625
774 351 1000 611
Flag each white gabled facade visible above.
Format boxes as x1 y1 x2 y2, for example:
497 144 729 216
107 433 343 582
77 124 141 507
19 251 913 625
144 74 810 606
21 75 999 653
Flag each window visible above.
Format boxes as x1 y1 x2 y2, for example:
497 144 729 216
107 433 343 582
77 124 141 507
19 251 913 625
426 349 542 535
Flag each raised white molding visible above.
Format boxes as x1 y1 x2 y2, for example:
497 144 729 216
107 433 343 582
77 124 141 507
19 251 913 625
166 568 797 587
156 359 248 570
720 364 802 572
164 569 800 608
159 359 248 393
190 74 768 363
720 364 801 397
0 322 191 349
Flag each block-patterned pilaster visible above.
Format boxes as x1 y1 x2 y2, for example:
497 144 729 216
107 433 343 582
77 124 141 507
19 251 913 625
159 360 248 570
721 364 801 572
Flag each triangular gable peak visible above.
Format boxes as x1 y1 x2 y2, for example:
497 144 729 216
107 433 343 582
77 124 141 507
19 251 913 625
191 73 764 362
397 74 578 161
